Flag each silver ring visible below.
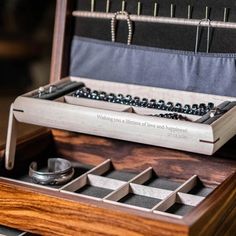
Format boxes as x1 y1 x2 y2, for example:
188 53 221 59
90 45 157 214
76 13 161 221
29 158 74 185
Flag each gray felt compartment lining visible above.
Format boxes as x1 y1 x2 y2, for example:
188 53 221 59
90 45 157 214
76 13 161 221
166 203 194 216
188 185 213 197
118 193 161 209
102 170 137 181
75 185 113 198
70 36 236 97
143 177 182 190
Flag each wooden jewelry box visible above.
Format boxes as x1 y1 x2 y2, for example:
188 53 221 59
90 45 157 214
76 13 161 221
0 0 236 235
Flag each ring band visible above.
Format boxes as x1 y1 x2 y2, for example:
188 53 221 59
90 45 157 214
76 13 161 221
29 158 74 185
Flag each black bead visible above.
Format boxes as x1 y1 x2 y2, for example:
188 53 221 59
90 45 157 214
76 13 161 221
108 93 115 102
123 94 132 105
140 98 149 107
117 94 124 100
173 102 182 112
75 87 91 98
75 89 83 97
91 90 99 99
199 103 206 109
156 100 165 109
115 98 122 104
182 104 190 114
130 96 140 106
99 91 107 101
192 104 198 110
166 102 173 111
207 102 214 109
125 94 132 100
147 99 157 108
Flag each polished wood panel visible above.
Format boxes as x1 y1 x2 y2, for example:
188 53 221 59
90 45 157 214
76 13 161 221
215 207 236 236
50 0 74 83
0 180 187 236
187 172 236 236
52 129 236 186
0 129 235 235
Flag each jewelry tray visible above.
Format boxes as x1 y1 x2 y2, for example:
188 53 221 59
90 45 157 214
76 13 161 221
1 157 213 218
5 76 236 169
0 129 235 235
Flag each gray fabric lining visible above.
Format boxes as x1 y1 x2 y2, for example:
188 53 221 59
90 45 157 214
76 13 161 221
70 36 236 97
188 185 213 197
118 193 161 209
102 170 137 181
166 203 194 216
144 177 181 190
76 185 112 198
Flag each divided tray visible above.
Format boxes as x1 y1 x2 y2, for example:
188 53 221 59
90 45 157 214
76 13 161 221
1 158 214 218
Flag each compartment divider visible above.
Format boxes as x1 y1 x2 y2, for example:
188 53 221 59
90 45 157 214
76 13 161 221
152 191 177 212
60 172 88 192
57 161 203 217
87 174 126 190
152 175 198 213
130 167 153 184
88 159 111 176
177 193 205 206
176 175 198 193
60 159 146 200
103 167 170 211
104 184 152 212
103 183 130 202
60 159 110 191
130 183 172 199
103 167 152 201
65 95 132 112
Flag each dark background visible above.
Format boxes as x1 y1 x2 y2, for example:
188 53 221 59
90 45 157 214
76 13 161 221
0 0 56 145
75 0 236 52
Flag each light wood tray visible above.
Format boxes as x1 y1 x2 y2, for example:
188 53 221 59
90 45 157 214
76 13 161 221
6 76 236 171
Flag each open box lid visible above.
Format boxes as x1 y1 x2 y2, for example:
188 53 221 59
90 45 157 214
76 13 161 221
50 0 236 98
3 0 236 166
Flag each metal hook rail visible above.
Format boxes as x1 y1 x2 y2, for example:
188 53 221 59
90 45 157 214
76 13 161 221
72 10 236 29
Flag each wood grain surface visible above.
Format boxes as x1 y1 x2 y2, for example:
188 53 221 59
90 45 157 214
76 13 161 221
215 207 236 236
186 172 236 236
50 0 73 83
0 180 188 236
0 129 235 235
52 129 236 187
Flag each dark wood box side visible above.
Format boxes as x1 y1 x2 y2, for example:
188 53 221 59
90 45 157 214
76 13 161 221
0 179 188 236
50 0 74 83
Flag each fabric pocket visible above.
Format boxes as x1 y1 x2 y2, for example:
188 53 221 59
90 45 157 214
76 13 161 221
70 36 236 97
